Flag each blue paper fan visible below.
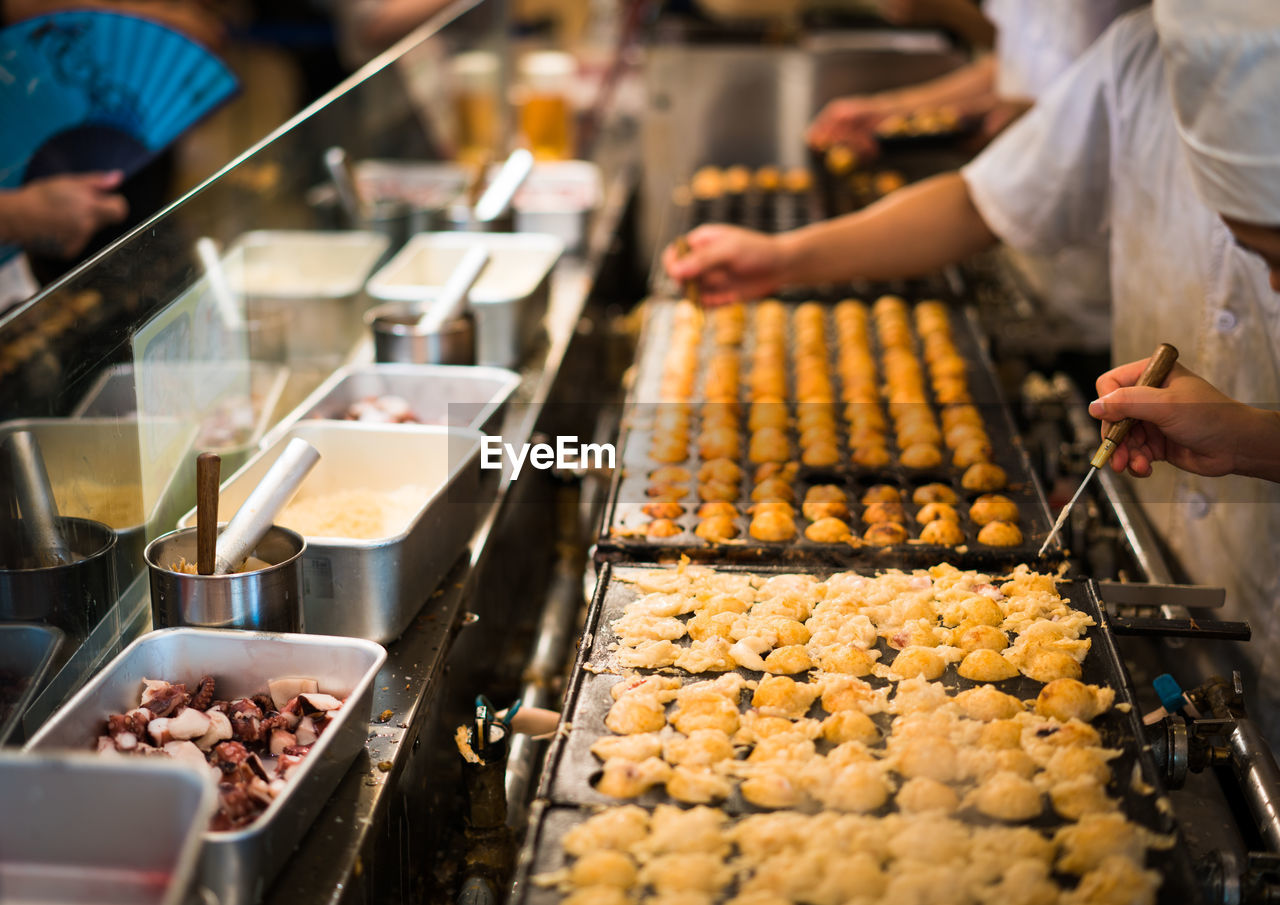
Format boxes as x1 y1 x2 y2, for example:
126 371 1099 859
0 11 238 264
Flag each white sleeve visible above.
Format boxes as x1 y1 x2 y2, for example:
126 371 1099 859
961 14 1132 255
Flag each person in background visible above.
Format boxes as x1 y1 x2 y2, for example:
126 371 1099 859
333 0 453 69
666 1 1280 737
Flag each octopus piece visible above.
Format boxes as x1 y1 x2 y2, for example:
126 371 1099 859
643 502 685 520
954 685 1024 722
978 520 1023 546
919 519 965 546
189 675 215 712
595 756 672 799
970 771 1043 822
821 710 880 745
1035 678 1115 723
896 777 960 815
666 766 733 804
752 676 820 720
899 443 943 469
749 511 797 543
646 519 683 539
569 850 638 889
561 806 649 855
958 649 1020 682
605 695 667 735
804 517 852 544
962 462 1009 492
139 679 188 718
915 502 959 524
762 645 812 675
912 483 958 506
863 522 909 546
970 494 1020 526
590 733 663 762
695 516 738 543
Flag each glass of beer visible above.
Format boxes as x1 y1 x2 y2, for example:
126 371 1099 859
452 52 500 166
517 51 575 160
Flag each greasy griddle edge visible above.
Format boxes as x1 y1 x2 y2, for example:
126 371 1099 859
526 562 1203 905
597 299 1059 569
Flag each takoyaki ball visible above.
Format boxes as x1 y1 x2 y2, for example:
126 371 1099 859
698 458 742 485
754 461 798 484
649 466 691 485
920 519 965 546
806 484 847 504
852 445 892 468
805 517 853 544
649 438 688 463
698 501 738 519
748 402 789 433
860 484 901 505
690 168 723 200
696 516 739 543
977 521 1023 546
825 144 857 175
751 478 796 504
748 428 790 464
750 511 797 542
900 443 944 469
863 522 909 546
647 484 688 501
796 383 834 405
916 502 959 524
862 501 906 524
698 481 740 503
912 482 959 506
699 408 739 433
754 165 782 192
933 378 972 405
970 494 1020 525
799 426 838 451
844 404 886 431
802 442 841 467
873 295 909 318
941 404 984 432
782 167 813 193
796 402 835 428
930 353 968 381
945 421 989 450
749 375 787 400
953 439 993 468
647 518 683 538
802 500 851 522
962 463 1008 492
724 165 752 194
749 500 796 519
841 383 880 406
698 429 740 461
643 502 684 520
896 421 942 448
873 170 906 196
847 425 887 450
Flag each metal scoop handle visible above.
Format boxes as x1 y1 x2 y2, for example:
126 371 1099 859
474 148 534 223
416 246 490 333
324 146 365 222
214 437 319 574
6 431 72 567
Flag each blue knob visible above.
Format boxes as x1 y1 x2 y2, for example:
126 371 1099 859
1153 673 1185 714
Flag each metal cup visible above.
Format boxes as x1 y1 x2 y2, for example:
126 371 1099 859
145 525 305 632
0 516 116 641
365 303 476 365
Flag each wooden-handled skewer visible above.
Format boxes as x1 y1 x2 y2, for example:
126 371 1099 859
196 452 220 575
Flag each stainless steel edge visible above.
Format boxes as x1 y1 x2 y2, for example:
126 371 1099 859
0 624 64 744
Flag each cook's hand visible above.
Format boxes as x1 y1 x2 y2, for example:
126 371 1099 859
662 225 787 308
16 172 128 259
806 95 896 156
1088 361 1251 478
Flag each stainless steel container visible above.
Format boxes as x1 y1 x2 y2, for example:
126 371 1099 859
0 517 117 642
264 362 519 444
366 232 564 369
223 230 390 367
0 418 197 596
27 627 387 905
366 305 476 366
0 750 216 905
0 624 63 744
179 422 485 643
145 525 306 632
70 361 290 474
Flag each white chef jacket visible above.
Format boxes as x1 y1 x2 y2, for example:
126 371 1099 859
964 10 1280 727
0 253 38 316
981 0 1146 353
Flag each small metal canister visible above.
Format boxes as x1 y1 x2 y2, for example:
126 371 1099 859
365 304 477 366
145 525 305 632
0 516 116 641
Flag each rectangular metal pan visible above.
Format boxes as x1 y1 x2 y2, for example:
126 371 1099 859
366 232 564 370
71 362 290 474
179 422 484 643
262 362 519 447
0 750 215 905
0 623 63 744
27 627 386 905
531 562 1202 905
597 299 1056 570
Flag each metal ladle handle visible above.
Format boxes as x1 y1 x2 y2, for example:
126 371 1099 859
6 431 72 567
